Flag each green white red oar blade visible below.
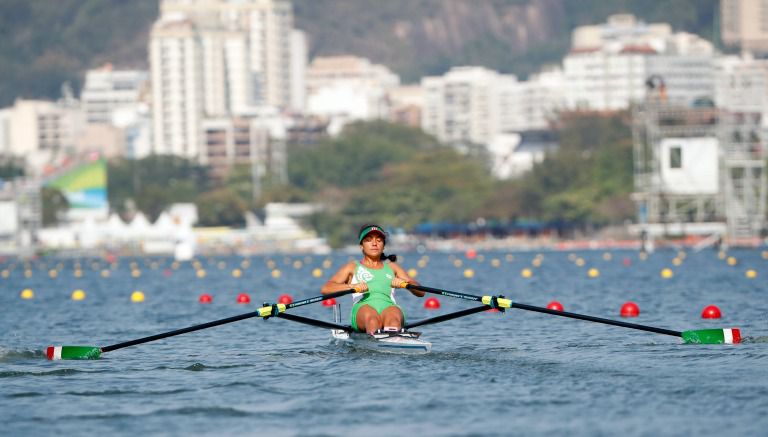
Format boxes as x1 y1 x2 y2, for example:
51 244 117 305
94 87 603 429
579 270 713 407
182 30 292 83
46 345 102 360
681 328 741 344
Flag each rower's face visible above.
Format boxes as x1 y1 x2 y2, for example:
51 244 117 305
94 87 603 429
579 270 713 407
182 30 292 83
361 234 384 255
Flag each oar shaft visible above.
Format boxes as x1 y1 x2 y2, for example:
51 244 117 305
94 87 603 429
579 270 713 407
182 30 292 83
510 302 682 338
405 305 490 329
102 312 260 352
102 289 355 353
408 284 682 338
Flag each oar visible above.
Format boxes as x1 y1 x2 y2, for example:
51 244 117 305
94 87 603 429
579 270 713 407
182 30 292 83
403 284 741 344
46 289 355 360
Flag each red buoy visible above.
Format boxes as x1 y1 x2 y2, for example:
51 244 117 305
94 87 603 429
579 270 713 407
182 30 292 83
424 297 441 309
465 249 477 259
236 293 251 304
199 294 213 304
547 301 564 311
620 301 640 317
278 294 293 304
622 257 632 267
163 269 172 277
322 298 336 307
701 305 721 319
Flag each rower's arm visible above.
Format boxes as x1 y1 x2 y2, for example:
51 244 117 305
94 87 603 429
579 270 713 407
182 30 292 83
321 262 357 294
390 262 424 297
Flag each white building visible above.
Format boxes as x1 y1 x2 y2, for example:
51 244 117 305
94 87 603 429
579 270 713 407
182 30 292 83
716 52 768 119
149 0 302 161
721 0 768 53
565 15 716 111
498 67 566 132
80 65 148 124
305 55 400 121
421 66 512 146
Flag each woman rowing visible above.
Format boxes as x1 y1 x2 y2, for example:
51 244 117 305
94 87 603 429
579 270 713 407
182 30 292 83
321 224 424 334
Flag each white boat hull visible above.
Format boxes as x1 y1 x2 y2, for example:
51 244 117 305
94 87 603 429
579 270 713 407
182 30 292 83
331 330 432 354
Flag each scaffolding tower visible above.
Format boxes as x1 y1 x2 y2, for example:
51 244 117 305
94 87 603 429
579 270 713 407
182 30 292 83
632 93 767 243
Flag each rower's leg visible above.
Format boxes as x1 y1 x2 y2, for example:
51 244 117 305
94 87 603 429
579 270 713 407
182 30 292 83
381 306 404 330
355 305 382 334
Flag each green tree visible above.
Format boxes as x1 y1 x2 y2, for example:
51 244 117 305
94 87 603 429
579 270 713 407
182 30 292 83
196 188 248 227
41 186 69 226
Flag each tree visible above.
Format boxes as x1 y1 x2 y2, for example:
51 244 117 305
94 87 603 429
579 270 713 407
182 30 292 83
41 186 69 226
196 188 248 227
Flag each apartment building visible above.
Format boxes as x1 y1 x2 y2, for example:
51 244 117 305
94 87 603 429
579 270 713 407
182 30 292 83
721 0 768 53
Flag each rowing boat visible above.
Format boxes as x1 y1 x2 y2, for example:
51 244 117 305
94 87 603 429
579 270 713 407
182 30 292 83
331 329 432 354
330 304 431 354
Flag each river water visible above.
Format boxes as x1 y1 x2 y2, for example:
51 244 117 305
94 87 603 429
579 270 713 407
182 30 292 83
1 248 766 436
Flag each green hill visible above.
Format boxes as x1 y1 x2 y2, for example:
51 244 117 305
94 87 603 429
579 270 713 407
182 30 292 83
0 0 718 106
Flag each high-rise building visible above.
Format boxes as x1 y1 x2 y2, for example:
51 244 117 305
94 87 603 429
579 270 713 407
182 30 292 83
721 0 768 53
421 66 510 146
149 0 299 161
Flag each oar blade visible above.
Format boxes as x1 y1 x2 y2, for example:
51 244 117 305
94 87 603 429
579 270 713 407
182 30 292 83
681 328 741 344
46 346 102 360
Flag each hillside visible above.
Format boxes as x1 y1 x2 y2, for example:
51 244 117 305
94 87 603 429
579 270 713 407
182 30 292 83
0 0 718 106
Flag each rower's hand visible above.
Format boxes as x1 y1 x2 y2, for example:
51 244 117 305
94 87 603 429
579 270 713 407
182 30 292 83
391 278 408 288
352 282 368 293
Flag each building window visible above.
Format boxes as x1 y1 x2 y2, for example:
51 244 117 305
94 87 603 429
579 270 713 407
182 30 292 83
669 146 682 169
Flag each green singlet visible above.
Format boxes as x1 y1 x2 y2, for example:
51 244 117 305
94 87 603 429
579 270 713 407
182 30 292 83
350 261 404 331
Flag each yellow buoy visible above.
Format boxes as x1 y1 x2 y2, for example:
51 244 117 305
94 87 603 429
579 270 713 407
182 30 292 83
490 259 501 268
588 268 600 278
49 269 58 278
407 268 418 278
322 259 332 269
727 256 737 266
217 261 226 269
746 269 757 279
718 251 726 260
521 268 533 278
20 288 34 299
1 269 9 278
241 260 251 269
506 254 514 262
267 260 276 269
24 269 33 278
672 257 682 266
639 252 648 261
417 259 427 268
661 268 674 279
453 259 463 268
477 255 485 262
532 258 542 267
293 260 303 269
575 258 586 267
232 268 242 278
131 290 145 303
463 268 474 278
131 269 141 278
762 250 768 260
171 261 180 270
71 289 86 301
271 269 281 278
101 269 110 278
74 269 83 278
312 268 323 278
602 252 612 261
196 269 207 278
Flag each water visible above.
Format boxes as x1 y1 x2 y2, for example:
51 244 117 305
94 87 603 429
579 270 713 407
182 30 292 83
1 249 767 436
